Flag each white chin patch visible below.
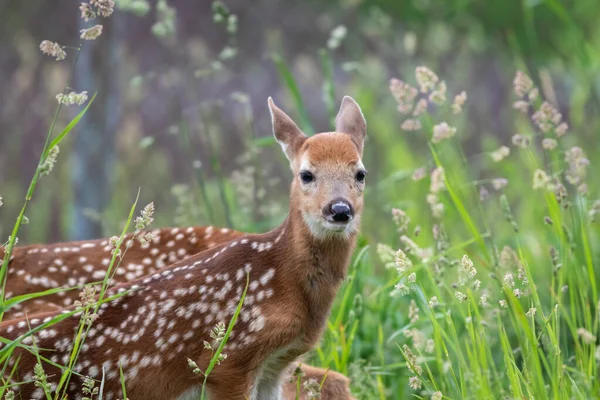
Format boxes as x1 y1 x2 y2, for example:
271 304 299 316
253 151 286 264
302 213 358 239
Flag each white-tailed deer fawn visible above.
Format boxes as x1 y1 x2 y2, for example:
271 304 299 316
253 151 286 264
0 226 243 320
0 95 367 399
1 227 354 399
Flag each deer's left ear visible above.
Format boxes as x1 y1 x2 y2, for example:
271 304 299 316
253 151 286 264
335 96 366 155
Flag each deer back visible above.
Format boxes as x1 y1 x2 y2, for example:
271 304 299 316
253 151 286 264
1 226 243 319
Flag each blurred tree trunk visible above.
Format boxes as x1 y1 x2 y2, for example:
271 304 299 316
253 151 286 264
71 15 122 240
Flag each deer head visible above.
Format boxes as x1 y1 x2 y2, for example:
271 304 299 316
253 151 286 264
269 96 367 240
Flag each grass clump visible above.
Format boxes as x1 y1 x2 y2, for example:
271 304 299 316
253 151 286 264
313 66 599 399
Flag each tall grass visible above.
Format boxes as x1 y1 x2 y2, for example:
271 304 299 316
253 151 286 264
267 51 598 399
0 51 96 323
1 2 145 398
306 67 600 399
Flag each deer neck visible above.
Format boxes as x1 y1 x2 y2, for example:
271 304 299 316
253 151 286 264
275 207 357 317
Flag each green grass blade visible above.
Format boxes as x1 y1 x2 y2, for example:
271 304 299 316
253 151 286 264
271 54 314 134
319 48 336 127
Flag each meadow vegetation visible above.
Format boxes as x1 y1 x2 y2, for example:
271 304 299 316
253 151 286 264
1 0 600 399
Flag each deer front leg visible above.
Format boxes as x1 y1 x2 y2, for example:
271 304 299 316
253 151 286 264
251 367 284 400
251 348 306 400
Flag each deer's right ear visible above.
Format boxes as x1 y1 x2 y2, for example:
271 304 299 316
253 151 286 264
268 97 306 162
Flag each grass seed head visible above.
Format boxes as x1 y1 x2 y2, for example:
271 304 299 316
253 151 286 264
39 40 67 60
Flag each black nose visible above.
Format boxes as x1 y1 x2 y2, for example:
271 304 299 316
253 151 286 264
326 200 354 223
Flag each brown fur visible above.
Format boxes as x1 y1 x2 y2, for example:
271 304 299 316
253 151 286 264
0 226 243 320
0 96 366 399
282 363 355 400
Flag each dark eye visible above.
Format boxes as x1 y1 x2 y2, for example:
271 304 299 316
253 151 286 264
300 171 314 184
356 170 367 183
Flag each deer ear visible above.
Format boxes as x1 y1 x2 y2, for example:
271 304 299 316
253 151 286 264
268 97 306 162
335 96 366 155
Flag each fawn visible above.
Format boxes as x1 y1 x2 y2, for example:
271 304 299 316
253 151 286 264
1 227 354 399
0 95 367 399
0 226 243 320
